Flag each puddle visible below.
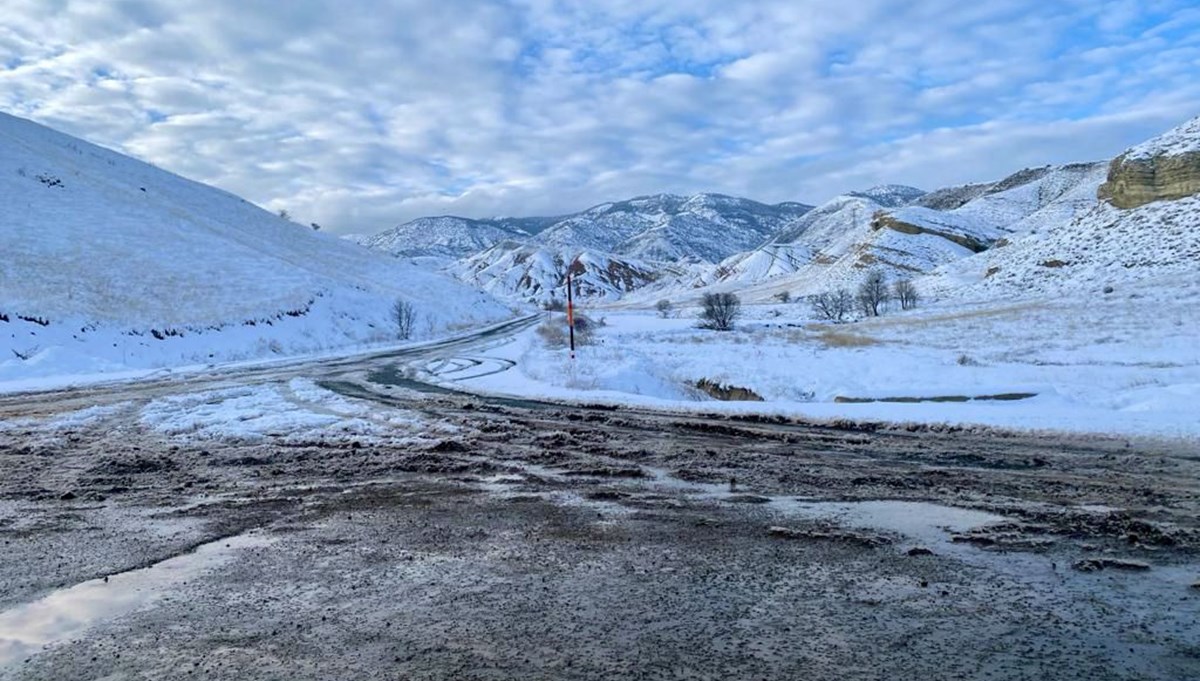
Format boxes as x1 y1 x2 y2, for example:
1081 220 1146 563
0 532 272 667
769 499 1004 546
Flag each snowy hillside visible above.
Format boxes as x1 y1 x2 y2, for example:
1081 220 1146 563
0 112 510 385
685 166 1106 303
1123 115 1200 160
361 215 560 260
926 119 1200 301
449 241 663 305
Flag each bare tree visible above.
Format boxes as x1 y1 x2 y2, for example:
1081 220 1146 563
857 270 889 317
655 299 673 318
893 279 920 310
391 299 417 339
698 292 741 331
774 291 792 304
809 289 854 322
543 298 566 312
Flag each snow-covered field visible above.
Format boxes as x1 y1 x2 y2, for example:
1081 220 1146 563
450 276 1200 441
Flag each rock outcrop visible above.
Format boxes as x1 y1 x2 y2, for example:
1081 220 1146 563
869 212 991 253
1099 116 1200 209
1098 151 1200 209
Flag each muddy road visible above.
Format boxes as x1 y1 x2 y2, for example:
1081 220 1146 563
1 326 1198 680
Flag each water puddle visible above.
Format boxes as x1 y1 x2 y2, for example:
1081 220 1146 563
768 499 1004 546
0 532 272 666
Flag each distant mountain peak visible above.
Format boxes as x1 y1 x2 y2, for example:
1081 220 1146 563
845 185 926 207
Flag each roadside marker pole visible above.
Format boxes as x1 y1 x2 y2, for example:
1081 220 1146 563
566 266 576 360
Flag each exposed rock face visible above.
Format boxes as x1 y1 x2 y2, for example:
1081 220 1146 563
1098 151 1200 209
1099 116 1200 209
869 213 991 253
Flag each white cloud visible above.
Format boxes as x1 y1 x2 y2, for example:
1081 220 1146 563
0 0 1197 232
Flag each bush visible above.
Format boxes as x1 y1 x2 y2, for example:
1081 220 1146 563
809 289 853 322
537 313 599 348
656 299 673 318
698 292 741 331
773 291 791 304
543 298 566 312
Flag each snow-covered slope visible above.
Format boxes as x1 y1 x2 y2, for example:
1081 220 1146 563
0 112 510 385
926 195 1200 300
1123 115 1200 160
698 165 1105 301
449 242 663 305
924 119 1200 300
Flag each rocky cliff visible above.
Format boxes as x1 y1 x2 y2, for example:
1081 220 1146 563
1099 116 1200 209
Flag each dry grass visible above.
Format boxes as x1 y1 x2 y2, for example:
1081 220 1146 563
811 328 881 348
863 302 1049 331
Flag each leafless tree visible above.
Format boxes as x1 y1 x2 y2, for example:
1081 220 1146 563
655 299 673 318
391 299 417 339
857 270 889 317
893 279 920 310
698 292 741 331
774 291 792 304
809 289 854 322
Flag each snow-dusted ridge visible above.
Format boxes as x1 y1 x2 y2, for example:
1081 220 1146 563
1124 115 1200 160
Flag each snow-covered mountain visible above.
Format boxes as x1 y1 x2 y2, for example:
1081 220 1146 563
359 192 812 303
0 112 510 384
449 242 666 305
361 215 561 260
362 193 809 266
532 193 812 263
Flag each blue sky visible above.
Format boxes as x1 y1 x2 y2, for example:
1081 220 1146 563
1 0 1198 233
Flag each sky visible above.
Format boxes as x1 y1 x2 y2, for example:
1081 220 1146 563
1 1 1198 234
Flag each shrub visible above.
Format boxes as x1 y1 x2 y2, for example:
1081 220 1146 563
809 289 853 322
698 292 741 331
773 291 791 304
655 299 673 318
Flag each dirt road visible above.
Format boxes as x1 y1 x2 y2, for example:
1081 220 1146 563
1 324 1197 680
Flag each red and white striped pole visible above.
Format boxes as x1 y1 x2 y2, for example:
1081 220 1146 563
566 261 576 361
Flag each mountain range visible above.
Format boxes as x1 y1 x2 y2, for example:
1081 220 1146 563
355 115 1200 308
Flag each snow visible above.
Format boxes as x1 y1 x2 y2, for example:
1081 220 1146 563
0 112 511 385
138 378 451 443
1123 115 1200 160
445 290 1200 441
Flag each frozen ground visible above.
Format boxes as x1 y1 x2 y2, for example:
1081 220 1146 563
1 346 1197 679
447 275 1200 441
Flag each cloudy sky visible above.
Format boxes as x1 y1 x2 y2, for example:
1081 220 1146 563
2 1 1198 233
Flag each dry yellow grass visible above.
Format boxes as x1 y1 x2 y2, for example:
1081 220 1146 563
862 301 1049 331
811 328 881 348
